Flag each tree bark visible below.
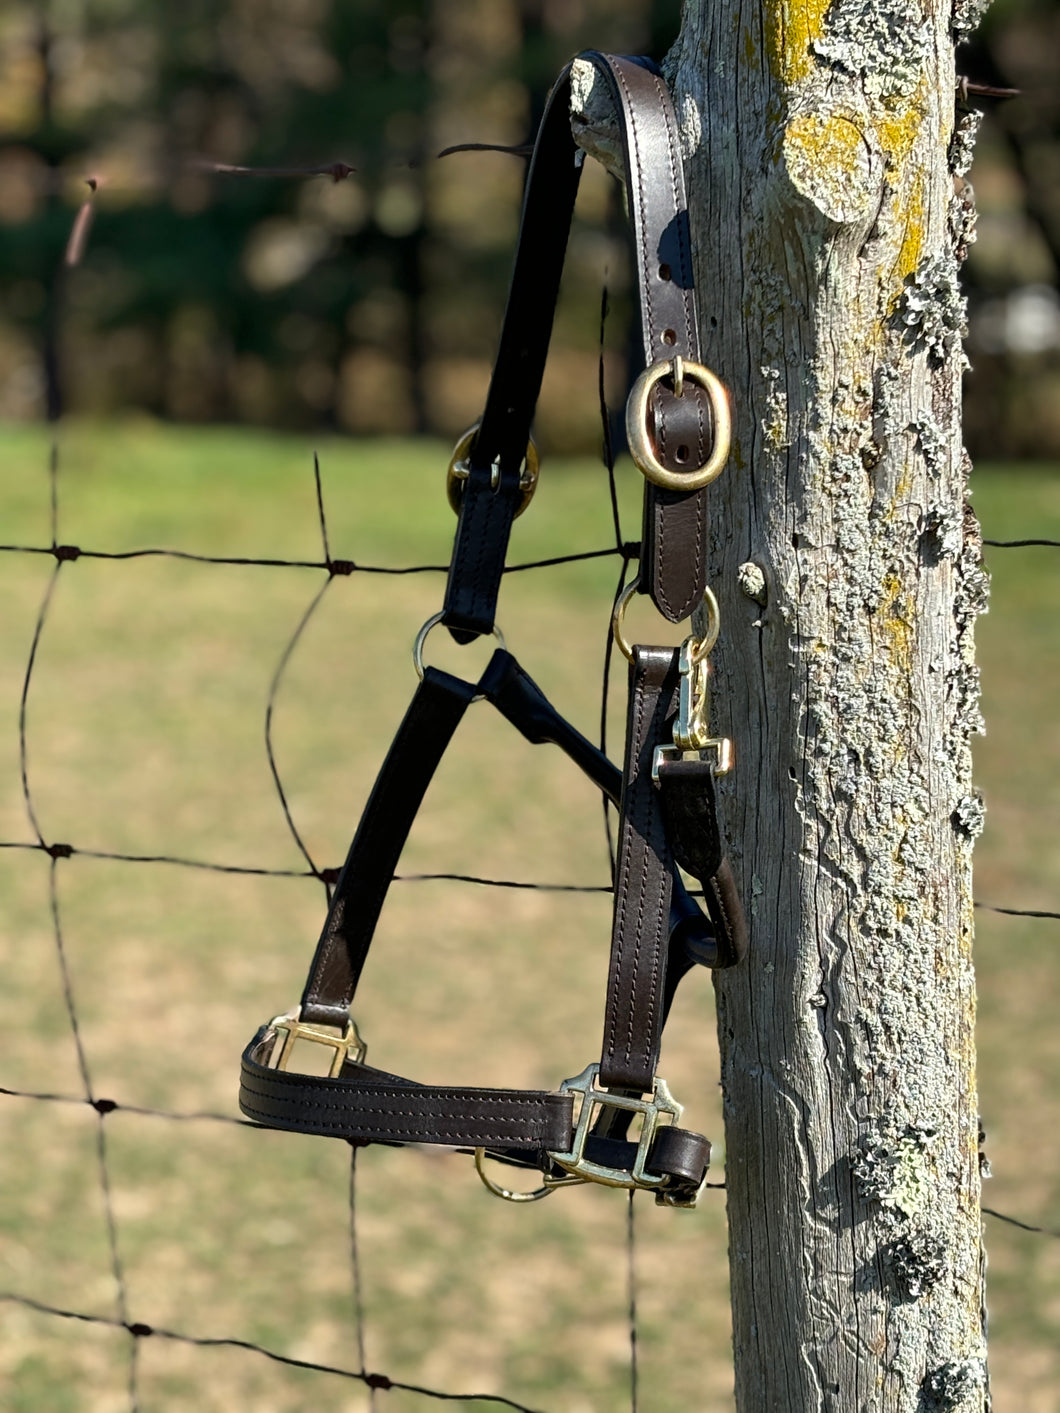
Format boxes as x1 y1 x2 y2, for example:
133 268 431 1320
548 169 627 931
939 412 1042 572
660 0 990 1407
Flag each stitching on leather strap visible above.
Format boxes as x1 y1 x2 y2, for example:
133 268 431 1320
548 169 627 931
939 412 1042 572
238 52 745 1186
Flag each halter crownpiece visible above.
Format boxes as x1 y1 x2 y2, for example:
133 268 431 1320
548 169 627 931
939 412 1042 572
240 51 747 1209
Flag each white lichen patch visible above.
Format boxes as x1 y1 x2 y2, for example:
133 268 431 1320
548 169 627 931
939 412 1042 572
813 0 930 99
854 1124 936 1219
949 181 978 264
920 1357 988 1410
951 0 992 38
952 794 985 839
949 110 983 179
898 253 968 362
887 1229 948 1301
675 89 702 162
913 415 947 479
750 872 765 917
876 362 905 439
925 504 963 559
738 561 768 604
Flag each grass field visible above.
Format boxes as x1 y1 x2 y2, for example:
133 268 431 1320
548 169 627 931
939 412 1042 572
1 419 1058 1411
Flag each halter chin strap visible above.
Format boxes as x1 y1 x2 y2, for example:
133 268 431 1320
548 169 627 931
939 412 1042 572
239 51 745 1208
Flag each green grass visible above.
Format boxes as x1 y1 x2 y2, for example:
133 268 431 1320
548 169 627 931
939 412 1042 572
0 420 1058 1411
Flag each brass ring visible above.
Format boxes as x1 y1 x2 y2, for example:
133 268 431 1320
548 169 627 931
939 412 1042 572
625 359 731 491
611 581 720 664
412 611 506 689
474 1148 553 1203
446 424 540 518
689 587 721 662
610 580 641 663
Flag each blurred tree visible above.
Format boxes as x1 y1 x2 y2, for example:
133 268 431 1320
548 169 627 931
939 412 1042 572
958 0 1060 457
3 0 1051 453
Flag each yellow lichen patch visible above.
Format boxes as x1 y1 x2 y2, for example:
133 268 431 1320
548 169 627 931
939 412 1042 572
878 206 924 321
894 174 925 286
879 571 915 674
764 0 830 88
876 86 926 174
783 109 876 223
871 86 927 309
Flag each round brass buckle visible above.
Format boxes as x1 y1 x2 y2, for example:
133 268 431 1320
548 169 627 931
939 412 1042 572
625 357 731 491
446 423 540 518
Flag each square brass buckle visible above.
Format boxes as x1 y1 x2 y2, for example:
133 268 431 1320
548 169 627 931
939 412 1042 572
264 1007 366 1078
545 1063 682 1191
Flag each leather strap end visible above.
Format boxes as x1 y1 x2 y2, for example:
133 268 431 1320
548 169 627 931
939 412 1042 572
645 1124 711 1188
702 857 749 968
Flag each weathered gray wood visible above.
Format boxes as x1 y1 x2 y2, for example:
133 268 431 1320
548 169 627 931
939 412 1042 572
573 0 991 1404
666 0 990 1407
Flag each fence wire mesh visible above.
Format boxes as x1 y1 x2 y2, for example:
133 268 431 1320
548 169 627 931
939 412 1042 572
2 199 1059 1413
1 406 652 1411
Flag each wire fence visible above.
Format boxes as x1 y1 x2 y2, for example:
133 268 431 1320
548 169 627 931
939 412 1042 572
0 401 647 1411
2 189 1059 1413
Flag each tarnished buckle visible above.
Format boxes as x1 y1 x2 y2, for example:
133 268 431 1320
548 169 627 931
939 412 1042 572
545 1063 683 1191
263 1007 366 1078
446 422 539 517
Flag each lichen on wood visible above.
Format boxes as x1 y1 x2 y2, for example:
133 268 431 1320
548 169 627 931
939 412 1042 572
654 0 990 1406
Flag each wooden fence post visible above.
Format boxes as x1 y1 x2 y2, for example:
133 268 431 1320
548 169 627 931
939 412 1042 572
662 0 991 1406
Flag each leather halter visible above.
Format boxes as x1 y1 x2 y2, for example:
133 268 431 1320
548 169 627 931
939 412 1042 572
240 52 747 1208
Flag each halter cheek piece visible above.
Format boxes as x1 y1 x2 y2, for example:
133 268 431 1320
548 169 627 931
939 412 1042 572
239 51 748 1209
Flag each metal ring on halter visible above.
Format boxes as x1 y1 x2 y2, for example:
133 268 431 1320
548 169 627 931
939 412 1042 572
625 357 731 490
611 580 721 664
446 424 540 518
413 612 506 696
473 1147 553 1202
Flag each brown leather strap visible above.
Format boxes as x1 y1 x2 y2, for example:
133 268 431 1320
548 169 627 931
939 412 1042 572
241 1037 574 1149
479 648 721 966
584 53 712 622
442 52 717 640
241 1027 710 1193
600 646 680 1091
299 666 478 1028
441 63 584 642
657 755 749 968
241 1030 709 1194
